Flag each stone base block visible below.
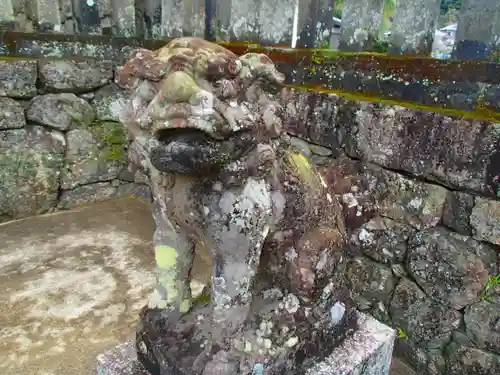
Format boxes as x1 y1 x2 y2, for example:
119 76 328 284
96 312 396 375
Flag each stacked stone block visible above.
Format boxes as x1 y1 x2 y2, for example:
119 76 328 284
0 58 150 223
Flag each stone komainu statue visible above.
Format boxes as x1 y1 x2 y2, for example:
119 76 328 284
116 37 354 375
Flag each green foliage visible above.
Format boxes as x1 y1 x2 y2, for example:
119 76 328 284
379 0 396 38
440 0 463 13
367 35 389 53
333 0 344 19
397 327 408 340
480 273 500 302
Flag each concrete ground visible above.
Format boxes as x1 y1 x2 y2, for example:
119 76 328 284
0 198 413 375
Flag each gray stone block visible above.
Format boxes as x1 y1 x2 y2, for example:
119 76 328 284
96 312 396 375
97 341 150 375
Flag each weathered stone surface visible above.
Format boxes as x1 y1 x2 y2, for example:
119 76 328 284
289 135 312 157
282 91 344 156
389 278 426 323
118 167 149 185
320 158 447 231
427 82 481 112
97 341 151 375
367 167 447 230
406 227 497 310
350 216 415 265
0 60 38 98
0 126 64 221
484 84 500 112
452 0 500 61
0 97 26 129
26 93 95 131
389 278 457 374
2 43 500 375
306 312 396 374
97 312 395 375
389 0 441 56
464 300 500 355
342 102 500 197
442 191 474 236
395 339 444 375
59 181 118 209
345 256 396 310
446 346 500 375
92 84 130 122
38 59 114 93
116 183 152 203
470 197 500 245
62 122 126 189
319 157 379 231
79 91 95 101
310 144 333 157
390 278 461 348
338 0 385 52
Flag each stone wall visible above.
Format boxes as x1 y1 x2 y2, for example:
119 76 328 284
2 57 500 374
282 91 500 375
279 53 500 115
4 33 500 119
0 58 150 223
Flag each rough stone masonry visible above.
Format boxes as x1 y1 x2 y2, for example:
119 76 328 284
1 56 500 374
0 58 151 222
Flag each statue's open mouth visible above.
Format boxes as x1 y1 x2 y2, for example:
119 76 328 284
149 127 256 175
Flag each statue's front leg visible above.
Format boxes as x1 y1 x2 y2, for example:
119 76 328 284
148 197 196 314
204 177 273 335
136 194 197 375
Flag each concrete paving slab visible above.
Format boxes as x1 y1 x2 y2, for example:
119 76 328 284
0 198 157 375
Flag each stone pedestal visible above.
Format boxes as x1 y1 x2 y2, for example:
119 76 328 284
96 312 396 375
